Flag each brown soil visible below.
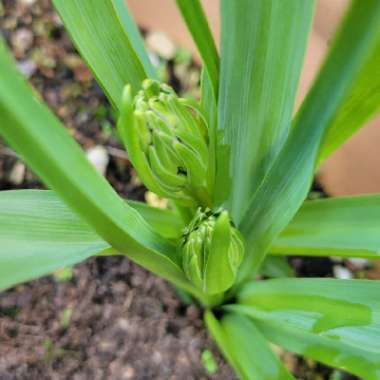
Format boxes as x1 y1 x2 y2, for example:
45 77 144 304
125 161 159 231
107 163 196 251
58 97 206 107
0 257 235 380
0 1 363 379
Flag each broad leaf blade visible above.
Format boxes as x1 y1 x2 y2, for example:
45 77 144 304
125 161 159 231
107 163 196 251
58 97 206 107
319 38 380 161
205 311 295 380
0 42 198 298
175 0 219 98
260 256 295 279
52 0 149 109
201 69 217 132
128 199 185 239
234 278 380 379
272 194 380 259
219 0 314 222
0 189 186 291
239 0 380 280
0 190 109 290
204 311 240 376
113 0 156 79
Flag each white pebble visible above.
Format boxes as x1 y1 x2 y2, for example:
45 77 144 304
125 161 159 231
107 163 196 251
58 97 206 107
86 145 109 175
333 265 353 279
146 32 176 60
17 59 37 78
11 28 33 53
9 161 25 185
348 258 369 269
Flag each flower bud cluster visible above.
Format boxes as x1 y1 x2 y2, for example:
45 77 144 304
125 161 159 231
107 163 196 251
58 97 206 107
118 79 211 206
181 208 244 295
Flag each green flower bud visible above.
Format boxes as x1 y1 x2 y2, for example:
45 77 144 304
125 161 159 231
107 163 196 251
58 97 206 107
181 208 245 295
118 79 211 207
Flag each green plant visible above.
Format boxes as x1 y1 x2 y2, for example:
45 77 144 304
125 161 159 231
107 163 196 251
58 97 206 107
1 0 380 378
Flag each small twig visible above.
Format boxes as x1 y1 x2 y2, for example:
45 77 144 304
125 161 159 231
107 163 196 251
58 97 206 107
0 146 18 158
106 146 129 160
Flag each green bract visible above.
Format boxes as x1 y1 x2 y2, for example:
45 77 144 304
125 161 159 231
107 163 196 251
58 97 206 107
1 0 380 379
181 208 244 294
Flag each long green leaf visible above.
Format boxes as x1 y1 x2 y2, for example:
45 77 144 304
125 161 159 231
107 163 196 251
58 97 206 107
205 311 294 380
219 0 314 222
232 278 380 379
0 190 109 290
272 194 380 259
0 190 185 290
319 39 380 161
175 0 219 98
259 256 295 279
52 0 149 109
113 0 156 79
127 200 185 239
200 68 231 207
239 0 380 281
0 41 202 300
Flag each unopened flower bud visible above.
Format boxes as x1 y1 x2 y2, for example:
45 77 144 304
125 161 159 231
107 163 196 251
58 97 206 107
118 79 211 207
181 208 245 294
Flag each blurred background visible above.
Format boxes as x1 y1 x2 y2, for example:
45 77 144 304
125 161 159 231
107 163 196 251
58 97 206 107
127 0 380 197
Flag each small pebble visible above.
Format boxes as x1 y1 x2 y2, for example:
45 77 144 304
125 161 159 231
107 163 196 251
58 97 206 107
122 366 135 379
98 340 115 352
152 350 163 364
186 305 200 321
8 161 25 185
333 265 353 279
116 318 130 331
11 28 33 55
348 257 369 269
145 191 168 209
86 145 109 175
146 32 176 60
17 59 37 78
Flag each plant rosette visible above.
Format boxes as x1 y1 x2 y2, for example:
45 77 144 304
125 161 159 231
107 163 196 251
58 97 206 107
1 0 380 379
